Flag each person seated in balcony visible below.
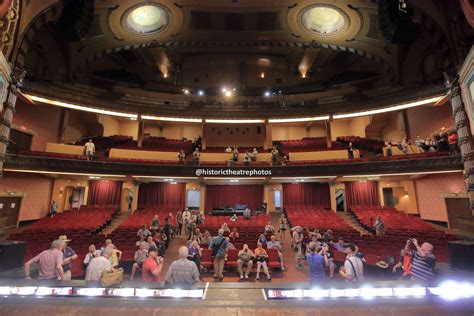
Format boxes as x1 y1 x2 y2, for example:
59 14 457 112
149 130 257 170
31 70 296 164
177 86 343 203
84 139 95 161
137 224 152 240
232 147 239 162
271 146 279 165
130 241 148 281
254 243 271 281
237 244 255 280
414 136 426 153
178 149 186 163
448 129 459 155
150 215 160 232
347 142 354 159
281 155 289 166
257 234 267 246
264 222 275 235
374 215 386 236
267 235 285 270
225 145 233 153
425 137 436 152
229 228 240 241
385 142 393 156
244 151 251 166
193 148 201 166
251 148 258 161
400 137 410 155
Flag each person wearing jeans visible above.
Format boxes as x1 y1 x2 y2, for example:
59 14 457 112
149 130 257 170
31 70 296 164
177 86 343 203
209 229 228 280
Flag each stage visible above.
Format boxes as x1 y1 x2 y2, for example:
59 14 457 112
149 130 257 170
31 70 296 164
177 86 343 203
0 279 473 315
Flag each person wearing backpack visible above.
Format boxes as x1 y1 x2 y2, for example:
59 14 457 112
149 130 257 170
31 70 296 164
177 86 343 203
339 243 364 282
209 229 228 280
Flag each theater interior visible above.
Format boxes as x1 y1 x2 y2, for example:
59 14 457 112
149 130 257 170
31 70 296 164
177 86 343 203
0 0 473 314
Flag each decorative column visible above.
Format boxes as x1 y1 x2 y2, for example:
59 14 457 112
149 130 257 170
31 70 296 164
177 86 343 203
0 67 24 177
444 71 474 209
136 114 144 148
325 119 333 149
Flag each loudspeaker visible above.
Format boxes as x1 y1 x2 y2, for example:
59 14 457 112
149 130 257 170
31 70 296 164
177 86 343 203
0 241 25 271
448 240 474 271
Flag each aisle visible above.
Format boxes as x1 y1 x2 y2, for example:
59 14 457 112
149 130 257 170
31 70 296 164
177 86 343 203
160 214 309 283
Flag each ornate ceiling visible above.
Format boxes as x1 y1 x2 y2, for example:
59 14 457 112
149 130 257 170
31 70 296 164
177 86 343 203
5 0 473 116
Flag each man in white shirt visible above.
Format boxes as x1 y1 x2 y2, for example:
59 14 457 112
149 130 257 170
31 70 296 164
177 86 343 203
339 243 364 282
85 246 113 281
84 139 95 161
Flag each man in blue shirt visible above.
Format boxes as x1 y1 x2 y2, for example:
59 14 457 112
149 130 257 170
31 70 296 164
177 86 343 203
209 229 228 280
59 235 77 280
306 242 328 283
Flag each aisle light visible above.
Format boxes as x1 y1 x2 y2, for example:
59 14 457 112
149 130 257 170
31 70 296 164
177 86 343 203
24 94 137 119
333 96 443 119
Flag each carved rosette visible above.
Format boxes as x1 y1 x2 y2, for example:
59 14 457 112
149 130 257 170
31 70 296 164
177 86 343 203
0 0 20 60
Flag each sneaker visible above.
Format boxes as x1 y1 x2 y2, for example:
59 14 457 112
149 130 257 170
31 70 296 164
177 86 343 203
295 264 303 271
256 275 260 280
239 275 244 280
267 275 271 280
212 274 219 278
281 266 286 271
244 274 249 279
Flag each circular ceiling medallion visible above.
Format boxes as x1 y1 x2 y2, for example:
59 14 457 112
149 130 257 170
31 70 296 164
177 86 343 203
300 5 349 36
124 3 169 35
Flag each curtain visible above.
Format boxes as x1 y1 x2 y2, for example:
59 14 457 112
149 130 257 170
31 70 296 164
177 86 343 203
138 182 186 209
345 181 380 208
205 185 263 211
87 180 122 206
283 183 330 209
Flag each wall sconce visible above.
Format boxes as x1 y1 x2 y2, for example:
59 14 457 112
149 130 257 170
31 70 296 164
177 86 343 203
59 188 64 195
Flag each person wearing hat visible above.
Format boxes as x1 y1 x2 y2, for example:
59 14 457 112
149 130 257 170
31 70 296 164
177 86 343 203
141 246 164 283
59 235 78 280
339 243 364 282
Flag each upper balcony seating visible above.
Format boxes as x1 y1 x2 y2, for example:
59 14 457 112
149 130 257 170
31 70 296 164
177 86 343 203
202 146 265 153
336 136 385 152
74 135 133 150
274 137 328 152
115 137 192 152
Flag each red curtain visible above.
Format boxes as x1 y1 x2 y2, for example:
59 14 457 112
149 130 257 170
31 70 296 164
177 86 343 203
87 180 122 206
345 181 380 208
283 183 330 209
205 185 263 211
138 182 186 209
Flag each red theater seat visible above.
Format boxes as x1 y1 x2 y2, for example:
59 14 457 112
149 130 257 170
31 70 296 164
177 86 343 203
226 249 239 268
267 248 281 269
201 249 213 269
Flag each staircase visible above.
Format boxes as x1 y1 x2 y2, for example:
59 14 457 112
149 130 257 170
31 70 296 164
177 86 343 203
100 212 131 236
337 212 371 236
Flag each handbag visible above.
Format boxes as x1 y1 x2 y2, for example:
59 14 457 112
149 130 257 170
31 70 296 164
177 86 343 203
100 268 124 287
